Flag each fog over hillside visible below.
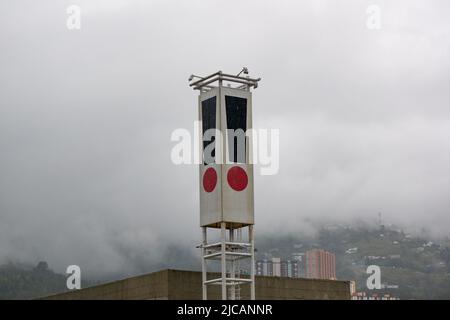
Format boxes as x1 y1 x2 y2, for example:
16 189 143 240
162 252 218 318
1 0 450 278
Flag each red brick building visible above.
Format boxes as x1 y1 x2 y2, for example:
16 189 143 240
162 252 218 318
306 249 336 280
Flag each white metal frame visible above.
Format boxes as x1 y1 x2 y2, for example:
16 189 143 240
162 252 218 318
200 223 255 300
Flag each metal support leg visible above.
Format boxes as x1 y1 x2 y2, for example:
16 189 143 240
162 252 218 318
221 222 227 300
202 227 207 300
230 227 235 300
249 225 255 300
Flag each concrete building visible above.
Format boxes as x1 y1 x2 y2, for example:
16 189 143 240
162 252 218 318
292 252 306 277
306 249 336 280
282 260 301 278
280 260 290 278
257 258 301 278
271 258 281 277
256 259 270 276
42 269 351 300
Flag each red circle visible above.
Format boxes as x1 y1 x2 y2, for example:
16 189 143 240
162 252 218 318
227 166 248 191
203 167 217 193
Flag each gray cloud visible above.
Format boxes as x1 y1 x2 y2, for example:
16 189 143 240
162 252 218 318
0 0 449 277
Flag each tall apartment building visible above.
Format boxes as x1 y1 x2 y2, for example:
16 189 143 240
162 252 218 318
291 252 306 278
272 257 281 277
256 257 300 278
256 259 273 276
281 260 302 278
306 249 336 280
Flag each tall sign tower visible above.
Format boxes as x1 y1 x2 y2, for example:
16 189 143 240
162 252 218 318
189 69 261 300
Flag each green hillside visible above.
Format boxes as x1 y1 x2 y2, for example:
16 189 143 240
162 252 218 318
256 224 450 299
0 261 70 299
1 224 449 299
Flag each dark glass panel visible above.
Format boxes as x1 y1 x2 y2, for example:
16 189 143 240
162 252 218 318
225 96 247 163
202 96 216 165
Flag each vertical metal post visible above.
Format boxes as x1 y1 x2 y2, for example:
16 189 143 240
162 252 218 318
237 228 242 300
202 227 207 300
249 225 255 300
230 227 235 300
221 222 227 300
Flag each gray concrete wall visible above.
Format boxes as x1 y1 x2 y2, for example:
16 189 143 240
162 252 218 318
44 270 169 300
43 269 350 300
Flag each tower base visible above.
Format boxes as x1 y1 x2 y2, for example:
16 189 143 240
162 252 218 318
200 223 255 300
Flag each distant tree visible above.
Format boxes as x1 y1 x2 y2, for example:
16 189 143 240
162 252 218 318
34 261 49 273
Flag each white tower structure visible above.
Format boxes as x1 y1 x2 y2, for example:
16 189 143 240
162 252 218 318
188 69 261 300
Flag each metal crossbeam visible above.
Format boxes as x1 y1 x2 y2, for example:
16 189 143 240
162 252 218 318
189 70 261 91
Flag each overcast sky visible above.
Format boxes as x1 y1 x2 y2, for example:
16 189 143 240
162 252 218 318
1 0 449 277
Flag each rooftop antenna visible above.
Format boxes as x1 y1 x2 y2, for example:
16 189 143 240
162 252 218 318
236 67 249 77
